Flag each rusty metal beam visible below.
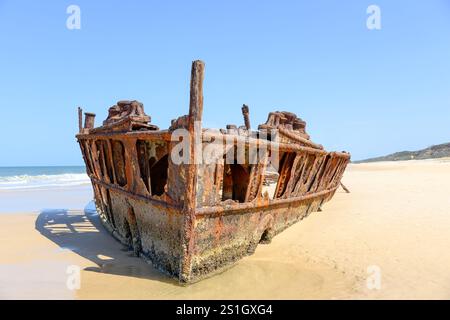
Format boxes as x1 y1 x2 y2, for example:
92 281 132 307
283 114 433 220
78 107 83 133
195 186 339 217
91 177 183 211
202 131 351 159
180 60 205 283
276 126 323 149
76 130 171 141
241 104 251 130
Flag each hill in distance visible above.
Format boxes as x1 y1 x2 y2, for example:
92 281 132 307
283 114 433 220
355 142 450 163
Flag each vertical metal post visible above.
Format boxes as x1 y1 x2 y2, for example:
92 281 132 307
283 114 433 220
78 107 83 133
180 60 205 283
241 104 251 130
84 112 96 129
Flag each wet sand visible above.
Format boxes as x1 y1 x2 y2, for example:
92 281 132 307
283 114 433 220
1 159 450 299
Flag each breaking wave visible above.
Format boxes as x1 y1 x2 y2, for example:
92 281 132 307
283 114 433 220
0 173 90 190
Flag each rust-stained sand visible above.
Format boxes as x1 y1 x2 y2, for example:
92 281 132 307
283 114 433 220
1 159 450 299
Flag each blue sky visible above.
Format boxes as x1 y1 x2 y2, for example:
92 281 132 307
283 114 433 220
0 0 449 165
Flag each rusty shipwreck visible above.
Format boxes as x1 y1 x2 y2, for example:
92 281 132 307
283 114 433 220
76 60 350 283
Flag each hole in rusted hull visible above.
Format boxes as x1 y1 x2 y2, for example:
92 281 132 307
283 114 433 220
259 228 272 244
222 163 251 203
127 206 142 256
103 141 114 183
136 140 151 194
150 154 168 196
112 140 127 187
106 189 116 228
274 152 296 198
122 218 132 247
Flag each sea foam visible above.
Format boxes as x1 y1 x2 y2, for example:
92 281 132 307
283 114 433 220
0 173 90 190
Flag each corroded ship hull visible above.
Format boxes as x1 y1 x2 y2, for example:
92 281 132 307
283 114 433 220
76 60 350 283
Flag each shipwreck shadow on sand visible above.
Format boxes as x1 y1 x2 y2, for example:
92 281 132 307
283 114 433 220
34 204 177 285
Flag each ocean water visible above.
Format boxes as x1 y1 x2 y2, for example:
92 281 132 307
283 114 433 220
0 166 93 213
0 166 90 190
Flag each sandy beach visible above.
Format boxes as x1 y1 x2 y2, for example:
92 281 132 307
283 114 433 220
1 159 450 299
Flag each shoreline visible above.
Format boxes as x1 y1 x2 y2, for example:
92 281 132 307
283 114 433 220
0 184 93 214
1 159 450 299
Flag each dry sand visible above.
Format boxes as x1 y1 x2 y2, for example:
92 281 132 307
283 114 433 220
1 159 450 299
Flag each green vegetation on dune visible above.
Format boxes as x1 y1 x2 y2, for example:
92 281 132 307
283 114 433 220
355 142 450 163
